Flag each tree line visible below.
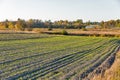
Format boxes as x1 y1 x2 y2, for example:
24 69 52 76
0 18 120 30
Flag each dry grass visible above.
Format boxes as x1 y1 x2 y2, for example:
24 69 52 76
32 28 120 36
66 29 120 35
1 28 120 36
91 52 120 80
0 30 36 34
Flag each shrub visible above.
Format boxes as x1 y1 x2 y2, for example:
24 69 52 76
48 28 53 31
82 28 87 31
61 30 68 35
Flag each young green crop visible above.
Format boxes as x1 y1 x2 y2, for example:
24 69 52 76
0 34 119 80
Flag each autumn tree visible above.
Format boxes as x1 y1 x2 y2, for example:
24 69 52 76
15 18 27 30
73 19 83 29
8 22 15 30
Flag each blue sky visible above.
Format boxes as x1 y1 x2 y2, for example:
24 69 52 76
0 0 120 22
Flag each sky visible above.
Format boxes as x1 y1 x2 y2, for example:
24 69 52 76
0 0 120 22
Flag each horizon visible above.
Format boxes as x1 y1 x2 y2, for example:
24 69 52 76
0 18 120 23
0 0 120 22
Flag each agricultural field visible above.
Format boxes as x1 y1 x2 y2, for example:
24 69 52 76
0 34 120 80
